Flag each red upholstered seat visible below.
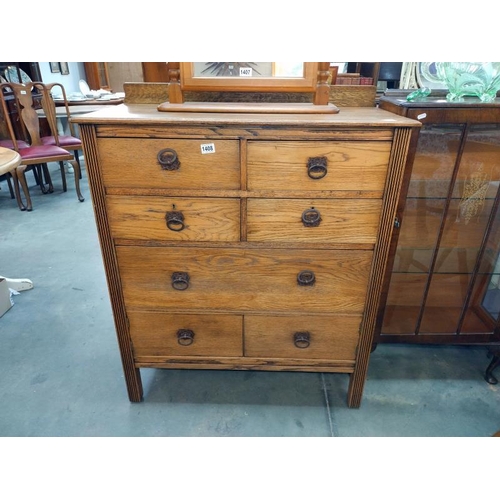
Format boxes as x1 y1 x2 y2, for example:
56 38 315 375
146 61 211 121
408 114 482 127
18 145 72 160
0 139 29 149
41 135 82 147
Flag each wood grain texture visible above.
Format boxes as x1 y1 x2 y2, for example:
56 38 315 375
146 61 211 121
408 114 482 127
329 85 377 107
79 124 143 402
247 198 382 244
247 140 391 193
348 127 413 408
244 315 361 360
98 137 240 190
134 356 355 372
106 196 240 242
128 312 243 357
123 82 169 104
116 246 372 314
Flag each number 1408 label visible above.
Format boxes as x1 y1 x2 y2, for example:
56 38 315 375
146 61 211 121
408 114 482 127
201 143 216 154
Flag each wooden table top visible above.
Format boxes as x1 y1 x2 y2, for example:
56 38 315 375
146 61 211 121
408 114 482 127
0 147 22 176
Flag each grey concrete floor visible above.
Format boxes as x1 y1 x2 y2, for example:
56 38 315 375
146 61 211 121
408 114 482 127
1 162 499 437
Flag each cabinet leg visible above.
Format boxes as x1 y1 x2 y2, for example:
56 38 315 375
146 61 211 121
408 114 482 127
484 353 500 385
125 367 143 402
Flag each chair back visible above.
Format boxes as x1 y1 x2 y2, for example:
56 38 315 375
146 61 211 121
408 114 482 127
0 82 23 151
0 82 44 148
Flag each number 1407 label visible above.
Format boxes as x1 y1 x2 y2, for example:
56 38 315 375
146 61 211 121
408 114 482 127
201 143 216 154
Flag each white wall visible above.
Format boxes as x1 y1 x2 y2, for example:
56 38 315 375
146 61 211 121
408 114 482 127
38 62 86 95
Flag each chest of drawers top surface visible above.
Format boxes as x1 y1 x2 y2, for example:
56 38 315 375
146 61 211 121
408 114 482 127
73 104 420 129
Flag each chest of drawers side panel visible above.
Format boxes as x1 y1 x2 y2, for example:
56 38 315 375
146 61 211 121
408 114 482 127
348 127 416 407
79 124 143 402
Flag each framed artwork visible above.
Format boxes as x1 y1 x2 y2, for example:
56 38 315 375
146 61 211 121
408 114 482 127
59 62 70 75
179 62 319 92
50 62 60 73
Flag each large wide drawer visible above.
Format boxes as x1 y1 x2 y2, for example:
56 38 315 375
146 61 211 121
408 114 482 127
247 140 391 193
116 247 372 313
107 196 240 242
128 312 243 357
98 138 240 190
247 198 381 244
244 315 361 360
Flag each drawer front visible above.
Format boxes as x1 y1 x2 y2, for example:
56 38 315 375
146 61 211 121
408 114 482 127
244 315 361 360
247 140 391 192
247 198 381 244
128 312 243 357
107 196 240 242
98 138 240 190
116 247 372 313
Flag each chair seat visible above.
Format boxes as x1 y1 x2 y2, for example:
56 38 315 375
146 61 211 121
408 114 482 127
0 139 30 149
42 135 82 147
18 144 73 161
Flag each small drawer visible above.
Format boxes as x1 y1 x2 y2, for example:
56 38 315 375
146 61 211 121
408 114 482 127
107 196 240 242
129 312 243 358
116 247 372 314
247 198 381 244
244 315 361 360
98 138 240 190
247 140 391 193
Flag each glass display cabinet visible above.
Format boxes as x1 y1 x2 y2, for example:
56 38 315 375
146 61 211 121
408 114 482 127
377 94 500 346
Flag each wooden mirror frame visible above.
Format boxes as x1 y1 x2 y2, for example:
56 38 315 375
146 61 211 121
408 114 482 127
180 62 319 92
161 62 335 112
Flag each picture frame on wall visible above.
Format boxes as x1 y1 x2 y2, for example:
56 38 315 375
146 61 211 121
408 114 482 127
50 62 60 73
59 62 69 75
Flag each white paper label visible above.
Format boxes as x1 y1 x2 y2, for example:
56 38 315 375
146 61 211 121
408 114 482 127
417 113 427 120
201 143 215 154
240 67 252 77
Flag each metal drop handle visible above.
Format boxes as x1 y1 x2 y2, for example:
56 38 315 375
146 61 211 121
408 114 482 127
177 329 195 346
307 156 328 179
297 270 316 286
171 271 190 290
294 331 311 348
302 208 322 227
158 148 180 171
166 210 185 231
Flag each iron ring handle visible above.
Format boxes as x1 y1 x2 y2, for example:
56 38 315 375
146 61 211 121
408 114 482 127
158 148 180 171
307 156 328 180
177 329 195 346
297 270 316 286
166 210 185 231
294 331 311 349
302 208 322 227
171 271 190 291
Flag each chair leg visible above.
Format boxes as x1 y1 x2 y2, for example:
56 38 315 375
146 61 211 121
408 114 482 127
59 161 67 192
74 150 83 180
16 165 32 211
69 159 85 202
9 170 27 211
41 164 54 193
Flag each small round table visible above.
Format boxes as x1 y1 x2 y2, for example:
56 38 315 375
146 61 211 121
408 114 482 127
0 146 24 210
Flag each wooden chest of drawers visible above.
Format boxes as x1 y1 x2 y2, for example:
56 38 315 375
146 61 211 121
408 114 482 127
74 105 419 407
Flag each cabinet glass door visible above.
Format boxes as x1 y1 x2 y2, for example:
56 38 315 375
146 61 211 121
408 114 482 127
382 122 500 340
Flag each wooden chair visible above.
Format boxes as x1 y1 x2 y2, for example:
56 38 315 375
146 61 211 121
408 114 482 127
0 82 84 211
34 82 84 182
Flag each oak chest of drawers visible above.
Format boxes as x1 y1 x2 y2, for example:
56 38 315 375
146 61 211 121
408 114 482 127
74 105 419 407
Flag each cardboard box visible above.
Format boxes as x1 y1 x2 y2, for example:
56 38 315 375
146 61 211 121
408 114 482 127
0 278 14 317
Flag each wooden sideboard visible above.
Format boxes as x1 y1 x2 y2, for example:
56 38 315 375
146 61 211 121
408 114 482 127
378 95 500 345
73 104 419 407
